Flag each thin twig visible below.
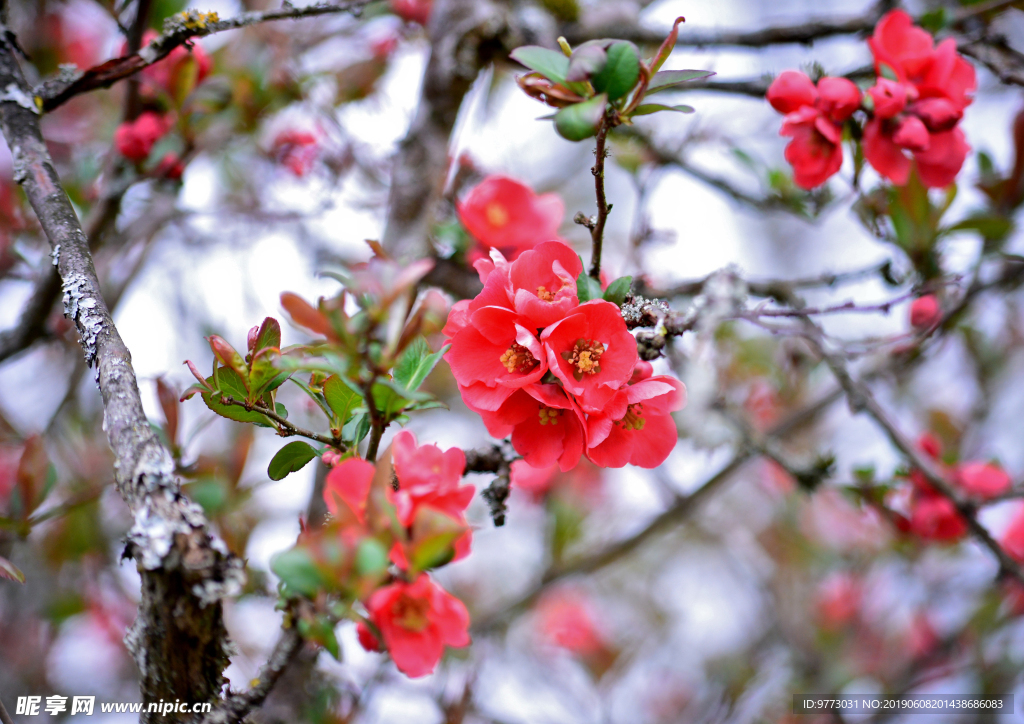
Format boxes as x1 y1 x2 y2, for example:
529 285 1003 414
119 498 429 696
198 627 304 724
37 0 375 111
798 316 1024 584
219 395 345 450
589 119 612 280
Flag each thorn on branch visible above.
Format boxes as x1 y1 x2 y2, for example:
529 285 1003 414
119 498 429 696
574 211 596 231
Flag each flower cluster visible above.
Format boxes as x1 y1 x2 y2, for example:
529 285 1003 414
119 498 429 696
767 10 975 189
457 175 565 261
114 112 172 163
899 434 1010 542
320 430 471 677
444 241 685 471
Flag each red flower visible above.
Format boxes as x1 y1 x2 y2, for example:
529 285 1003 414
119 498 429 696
477 384 587 471
507 241 583 327
955 461 1010 500
767 71 861 189
1001 505 1024 562
114 112 172 162
457 175 564 259
360 574 470 677
272 129 320 177
541 300 639 412
323 457 375 524
862 11 975 188
815 573 862 630
909 295 941 329
445 305 548 412
388 430 472 528
510 459 558 499
908 495 967 541
534 590 605 656
155 153 185 180
391 0 433 25
586 375 685 469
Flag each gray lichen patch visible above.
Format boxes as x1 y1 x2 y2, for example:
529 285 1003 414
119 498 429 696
61 274 105 367
0 82 40 113
50 244 60 266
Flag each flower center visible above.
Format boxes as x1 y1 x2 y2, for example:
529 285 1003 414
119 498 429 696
616 403 646 431
500 343 539 374
485 202 509 227
393 594 431 632
561 338 604 381
536 285 557 302
538 406 562 425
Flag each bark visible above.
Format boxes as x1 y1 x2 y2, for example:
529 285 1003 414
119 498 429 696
381 0 513 258
0 28 242 724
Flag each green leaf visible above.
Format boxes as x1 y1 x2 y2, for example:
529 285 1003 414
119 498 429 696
555 93 607 142
355 538 389 577
343 412 370 444
590 41 640 100
632 103 694 116
510 45 570 84
394 339 449 392
576 269 603 302
271 546 323 597
253 317 281 353
566 43 607 82
297 615 340 660
268 441 318 481
646 69 715 94
323 375 361 424
0 555 25 584
602 275 633 305
944 214 1013 240
202 368 274 426
206 335 249 390
249 347 286 400
408 507 465 574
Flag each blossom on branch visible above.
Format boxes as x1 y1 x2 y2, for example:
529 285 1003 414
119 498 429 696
457 175 564 259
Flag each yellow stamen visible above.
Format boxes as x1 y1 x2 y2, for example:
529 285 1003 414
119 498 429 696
616 403 646 431
500 343 538 374
560 338 605 380
485 202 509 227
538 406 562 425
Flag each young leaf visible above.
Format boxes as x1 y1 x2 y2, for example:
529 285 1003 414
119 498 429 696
206 335 249 390
355 538 390 577
249 347 287 400
393 338 450 392
0 555 25 584
646 69 715 94
603 275 633 306
323 375 361 424
298 616 340 660
253 317 282 352
566 43 607 82
510 45 571 84
268 441 318 481
591 41 640 100
632 103 694 116
576 271 603 302
202 368 274 426
270 546 324 597
555 93 607 141
649 16 685 73
343 412 371 444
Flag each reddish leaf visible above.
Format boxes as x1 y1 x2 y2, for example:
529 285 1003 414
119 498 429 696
254 317 282 352
16 436 49 518
206 335 249 390
281 292 333 338
649 16 685 73
0 555 25 584
156 377 179 446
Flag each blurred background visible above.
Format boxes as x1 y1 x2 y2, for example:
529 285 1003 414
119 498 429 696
2 0 1024 721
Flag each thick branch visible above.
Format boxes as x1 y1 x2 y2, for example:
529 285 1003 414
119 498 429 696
37 1 374 111
0 30 242 722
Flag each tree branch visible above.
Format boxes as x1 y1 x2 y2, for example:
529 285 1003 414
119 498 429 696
798 316 1024 584
472 383 844 633
36 0 375 112
0 28 242 722
588 119 611 280
198 627 304 724
218 395 346 450
381 0 511 258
